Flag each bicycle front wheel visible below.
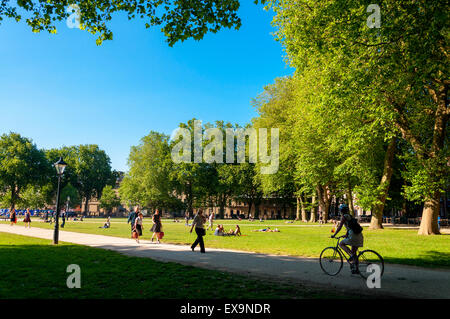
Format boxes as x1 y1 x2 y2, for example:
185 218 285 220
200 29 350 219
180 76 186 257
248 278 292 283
357 249 384 279
319 247 343 276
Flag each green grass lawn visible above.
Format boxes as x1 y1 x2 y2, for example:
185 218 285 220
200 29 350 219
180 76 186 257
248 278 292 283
2 218 449 268
0 232 354 299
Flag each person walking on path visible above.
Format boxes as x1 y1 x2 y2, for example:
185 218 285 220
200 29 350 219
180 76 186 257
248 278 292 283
127 207 139 237
151 209 163 243
61 210 66 228
23 208 32 228
10 208 17 226
133 213 144 244
190 209 206 253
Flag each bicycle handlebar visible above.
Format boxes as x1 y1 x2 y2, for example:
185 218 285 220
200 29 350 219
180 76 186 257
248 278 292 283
331 235 346 239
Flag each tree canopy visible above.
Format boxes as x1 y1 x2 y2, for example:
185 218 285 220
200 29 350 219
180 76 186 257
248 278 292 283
1 0 266 45
0 132 51 210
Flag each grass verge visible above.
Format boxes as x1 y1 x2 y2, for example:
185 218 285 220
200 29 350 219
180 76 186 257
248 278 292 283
0 232 357 299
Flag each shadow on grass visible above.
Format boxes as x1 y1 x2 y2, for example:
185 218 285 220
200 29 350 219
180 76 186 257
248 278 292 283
0 243 352 299
383 251 450 269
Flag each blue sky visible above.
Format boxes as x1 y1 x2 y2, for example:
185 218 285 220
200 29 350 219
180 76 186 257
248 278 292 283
0 2 292 172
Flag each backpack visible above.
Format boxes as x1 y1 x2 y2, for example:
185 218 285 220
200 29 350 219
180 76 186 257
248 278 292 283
347 217 363 234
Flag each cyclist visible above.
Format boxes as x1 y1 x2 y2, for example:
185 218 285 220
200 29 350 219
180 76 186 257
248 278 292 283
331 204 364 274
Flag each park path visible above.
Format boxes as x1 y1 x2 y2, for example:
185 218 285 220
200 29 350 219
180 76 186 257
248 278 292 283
1 224 449 299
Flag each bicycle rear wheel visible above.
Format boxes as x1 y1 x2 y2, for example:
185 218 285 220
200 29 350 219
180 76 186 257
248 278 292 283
357 249 384 279
319 247 343 276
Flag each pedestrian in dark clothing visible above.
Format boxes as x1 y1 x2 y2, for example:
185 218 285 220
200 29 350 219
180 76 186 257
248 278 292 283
10 208 17 226
133 213 144 244
61 211 66 228
24 208 32 228
151 209 163 243
127 207 139 237
190 209 206 253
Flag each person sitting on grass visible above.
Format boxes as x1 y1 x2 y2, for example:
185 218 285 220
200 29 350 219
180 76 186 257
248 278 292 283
228 225 241 236
214 224 225 236
99 216 111 229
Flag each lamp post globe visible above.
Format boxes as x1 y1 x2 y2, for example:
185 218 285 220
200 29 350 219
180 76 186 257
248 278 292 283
54 157 67 176
53 157 67 245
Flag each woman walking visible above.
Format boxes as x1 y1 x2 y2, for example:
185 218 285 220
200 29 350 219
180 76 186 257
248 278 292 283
9 208 17 226
190 209 206 253
24 208 32 228
151 209 163 243
133 212 144 243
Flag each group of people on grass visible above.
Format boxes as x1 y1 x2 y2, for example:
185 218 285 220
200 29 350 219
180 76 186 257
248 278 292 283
127 207 164 244
213 224 241 236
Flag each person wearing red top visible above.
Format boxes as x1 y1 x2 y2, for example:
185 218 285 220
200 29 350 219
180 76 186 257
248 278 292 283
9 208 17 226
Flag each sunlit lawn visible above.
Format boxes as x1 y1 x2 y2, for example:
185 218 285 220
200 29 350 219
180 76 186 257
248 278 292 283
2 218 449 268
0 232 353 299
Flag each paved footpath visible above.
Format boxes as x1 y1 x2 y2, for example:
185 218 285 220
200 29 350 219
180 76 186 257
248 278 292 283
1 224 449 299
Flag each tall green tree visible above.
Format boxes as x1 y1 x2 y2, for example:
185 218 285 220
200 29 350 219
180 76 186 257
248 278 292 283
120 131 182 210
269 0 449 234
60 183 82 209
99 185 121 214
252 77 300 218
47 145 114 215
0 133 51 210
19 184 51 209
234 162 263 218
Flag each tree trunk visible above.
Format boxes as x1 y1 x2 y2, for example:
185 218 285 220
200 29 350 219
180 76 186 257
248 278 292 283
248 201 253 218
316 185 330 222
309 196 317 223
392 83 447 235
299 195 308 222
254 203 260 219
10 186 16 211
417 84 447 235
418 191 441 235
444 192 448 218
346 182 355 217
370 137 396 230
84 197 89 216
218 195 225 219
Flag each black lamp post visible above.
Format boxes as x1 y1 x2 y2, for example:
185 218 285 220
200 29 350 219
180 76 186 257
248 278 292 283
53 157 67 244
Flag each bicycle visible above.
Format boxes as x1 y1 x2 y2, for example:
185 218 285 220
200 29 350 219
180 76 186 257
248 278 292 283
319 235 384 279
